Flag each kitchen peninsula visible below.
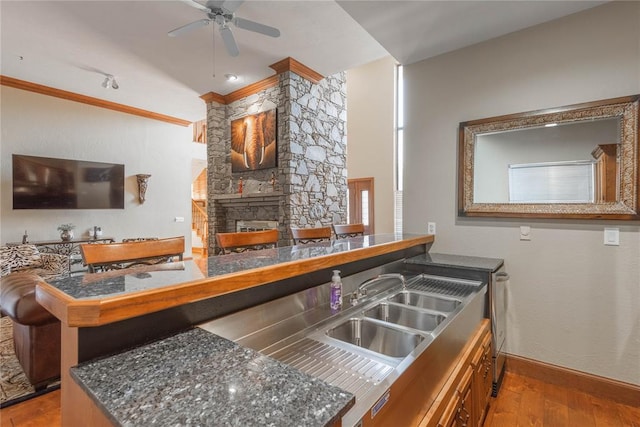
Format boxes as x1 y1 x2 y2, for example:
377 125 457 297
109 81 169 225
35 233 434 426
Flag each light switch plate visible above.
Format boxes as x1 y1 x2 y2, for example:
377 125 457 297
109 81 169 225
604 228 619 246
520 226 531 241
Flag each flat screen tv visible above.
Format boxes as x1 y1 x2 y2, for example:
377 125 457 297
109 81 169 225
12 154 125 209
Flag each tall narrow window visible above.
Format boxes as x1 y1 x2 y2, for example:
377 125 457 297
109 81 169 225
394 64 404 234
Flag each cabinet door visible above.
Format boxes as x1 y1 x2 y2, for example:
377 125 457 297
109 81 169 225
437 392 461 427
438 366 472 427
473 333 493 427
457 386 473 427
481 335 493 402
456 366 473 427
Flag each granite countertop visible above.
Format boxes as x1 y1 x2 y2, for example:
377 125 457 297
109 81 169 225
46 233 427 301
405 252 504 272
71 328 355 427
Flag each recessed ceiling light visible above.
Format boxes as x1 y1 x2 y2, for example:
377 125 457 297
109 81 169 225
224 73 238 82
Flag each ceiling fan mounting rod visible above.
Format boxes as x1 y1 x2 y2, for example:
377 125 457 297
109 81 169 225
207 8 232 22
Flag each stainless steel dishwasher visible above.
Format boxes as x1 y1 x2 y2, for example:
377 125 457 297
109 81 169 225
491 267 509 396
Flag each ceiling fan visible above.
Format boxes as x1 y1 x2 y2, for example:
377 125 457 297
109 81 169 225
169 0 280 57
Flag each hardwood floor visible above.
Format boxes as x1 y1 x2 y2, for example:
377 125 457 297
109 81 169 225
0 389 60 427
2 372 638 426
484 372 640 427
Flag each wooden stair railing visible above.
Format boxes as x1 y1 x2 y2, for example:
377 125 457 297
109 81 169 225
192 199 208 255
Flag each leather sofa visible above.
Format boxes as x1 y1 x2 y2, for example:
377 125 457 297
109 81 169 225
1 273 61 390
0 244 67 390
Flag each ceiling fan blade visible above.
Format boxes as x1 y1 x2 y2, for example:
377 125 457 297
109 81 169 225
220 0 244 13
168 19 211 37
232 17 280 38
219 26 239 57
178 0 211 13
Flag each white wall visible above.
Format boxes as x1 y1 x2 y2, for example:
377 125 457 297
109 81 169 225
346 56 396 233
1 87 194 254
403 2 640 385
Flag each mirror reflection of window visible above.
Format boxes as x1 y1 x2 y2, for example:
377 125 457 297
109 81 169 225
473 118 620 204
508 161 595 203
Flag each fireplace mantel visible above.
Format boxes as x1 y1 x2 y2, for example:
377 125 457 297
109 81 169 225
212 191 283 207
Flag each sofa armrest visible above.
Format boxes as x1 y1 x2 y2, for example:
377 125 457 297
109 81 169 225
0 273 57 326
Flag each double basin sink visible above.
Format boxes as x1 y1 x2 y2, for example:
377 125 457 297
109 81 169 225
325 289 462 359
198 271 485 427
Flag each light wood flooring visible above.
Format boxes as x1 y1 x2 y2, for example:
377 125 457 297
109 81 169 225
2 371 638 426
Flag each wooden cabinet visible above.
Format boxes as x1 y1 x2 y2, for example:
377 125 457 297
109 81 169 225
420 319 492 427
437 366 473 427
472 333 493 426
591 143 618 203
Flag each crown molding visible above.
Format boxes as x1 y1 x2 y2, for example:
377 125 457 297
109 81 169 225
200 75 279 106
199 57 324 105
1 75 192 127
199 91 226 104
269 57 324 84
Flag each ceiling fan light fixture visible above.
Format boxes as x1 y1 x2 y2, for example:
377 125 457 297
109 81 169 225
224 73 238 81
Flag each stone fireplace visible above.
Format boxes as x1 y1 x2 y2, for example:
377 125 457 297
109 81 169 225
236 220 279 232
205 58 348 254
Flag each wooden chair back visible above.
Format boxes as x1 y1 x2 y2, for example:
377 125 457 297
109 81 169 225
332 223 366 239
215 229 279 255
80 236 184 273
290 227 332 245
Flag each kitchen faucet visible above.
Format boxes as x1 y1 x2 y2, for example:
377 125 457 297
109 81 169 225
350 273 407 305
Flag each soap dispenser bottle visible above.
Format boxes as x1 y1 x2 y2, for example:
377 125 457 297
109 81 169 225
330 270 343 310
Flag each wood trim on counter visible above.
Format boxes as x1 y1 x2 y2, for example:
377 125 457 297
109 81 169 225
1 75 192 127
506 353 640 407
36 235 433 327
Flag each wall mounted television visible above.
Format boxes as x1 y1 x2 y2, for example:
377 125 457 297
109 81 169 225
12 154 125 209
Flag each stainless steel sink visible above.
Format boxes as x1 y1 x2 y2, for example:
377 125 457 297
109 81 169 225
364 303 446 332
388 290 461 312
326 317 425 358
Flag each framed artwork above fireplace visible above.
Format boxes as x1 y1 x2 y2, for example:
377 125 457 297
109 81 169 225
231 109 277 172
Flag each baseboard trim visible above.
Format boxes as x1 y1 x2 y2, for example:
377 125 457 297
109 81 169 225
506 354 640 407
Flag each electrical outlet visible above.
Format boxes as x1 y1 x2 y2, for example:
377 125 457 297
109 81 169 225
174 217 185 223
520 226 531 241
427 222 436 235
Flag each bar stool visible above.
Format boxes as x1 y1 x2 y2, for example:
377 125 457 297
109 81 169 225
215 229 279 254
290 226 332 245
332 223 365 239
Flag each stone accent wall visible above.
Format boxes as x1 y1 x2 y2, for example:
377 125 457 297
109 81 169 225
206 70 347 253
282 72 348 230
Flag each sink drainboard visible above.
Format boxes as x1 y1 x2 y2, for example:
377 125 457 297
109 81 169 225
267 338 394 397
409 276 477 298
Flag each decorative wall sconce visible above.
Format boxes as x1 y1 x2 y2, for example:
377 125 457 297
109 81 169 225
136 174 151 204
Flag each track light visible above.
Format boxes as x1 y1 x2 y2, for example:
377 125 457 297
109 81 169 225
102 75 119 90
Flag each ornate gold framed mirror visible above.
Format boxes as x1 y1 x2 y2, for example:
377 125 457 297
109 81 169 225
458 95 639 219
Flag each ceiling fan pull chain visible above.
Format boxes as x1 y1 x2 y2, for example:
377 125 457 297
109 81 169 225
211 26 216 78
